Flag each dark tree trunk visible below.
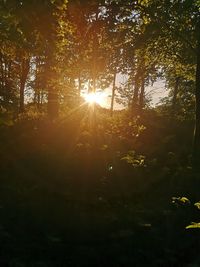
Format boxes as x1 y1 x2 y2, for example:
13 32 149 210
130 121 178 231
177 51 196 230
171 76 180 117
110 70 116 116
0 53 5 100
132 82 139 114
46 52 59 120
19 57 30 113
139 77 145 112
19 79 25 112
47 89 59 119
34 57 44 109
193 22 200 165
92 36 98 94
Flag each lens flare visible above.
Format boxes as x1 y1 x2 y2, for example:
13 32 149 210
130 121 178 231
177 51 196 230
84 92 106 106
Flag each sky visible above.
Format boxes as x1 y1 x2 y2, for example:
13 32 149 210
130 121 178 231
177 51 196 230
97 77 168 110
26 73 168 109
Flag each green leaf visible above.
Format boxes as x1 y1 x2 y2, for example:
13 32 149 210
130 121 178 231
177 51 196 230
194 202 200 209
186 222 200 229
179 197 190 204
172 196 190 206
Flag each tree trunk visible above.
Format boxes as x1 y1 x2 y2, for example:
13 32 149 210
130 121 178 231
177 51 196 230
47 89 59 119
92 38 97 94
132 82 139 114
19 57 30 113
19 79 25 112
110 70 116 116
46 53 59 120
171 76 180 117
139 77 145 112
0 53 5 101
193 21 200 165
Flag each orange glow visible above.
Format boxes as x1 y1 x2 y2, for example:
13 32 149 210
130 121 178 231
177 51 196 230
84 92 106 106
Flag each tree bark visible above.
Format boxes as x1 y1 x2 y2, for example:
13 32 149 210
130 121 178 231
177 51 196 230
47 89 59 119
132 82 139 114
92 35 98 93
0 53 5 100
19 57 30 113
46 54 59 120
139 77 145 111
19 78 25 112
171 76 180 117
193 20 200 165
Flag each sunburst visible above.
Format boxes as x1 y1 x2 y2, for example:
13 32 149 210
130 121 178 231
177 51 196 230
84 92 106 106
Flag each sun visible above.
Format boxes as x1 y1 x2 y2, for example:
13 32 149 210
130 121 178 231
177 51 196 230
84 92 106 106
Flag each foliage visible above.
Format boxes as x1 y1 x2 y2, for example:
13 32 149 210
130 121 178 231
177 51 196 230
185 200 200 229
1 1 200 266
121 150 146 167
186 222 200 229
172 196 191 206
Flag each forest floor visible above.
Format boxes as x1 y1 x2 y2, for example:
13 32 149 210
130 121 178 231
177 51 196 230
0 116 200 267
